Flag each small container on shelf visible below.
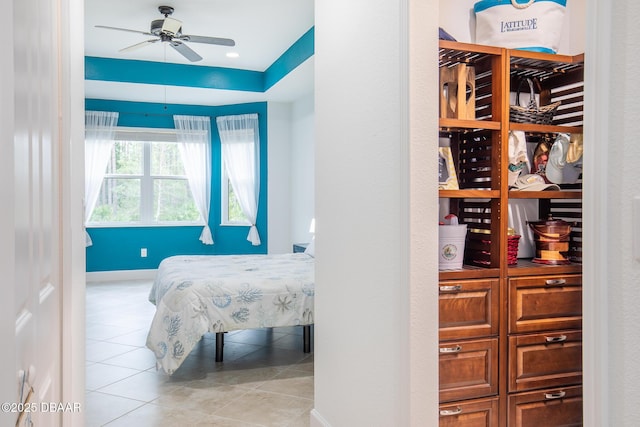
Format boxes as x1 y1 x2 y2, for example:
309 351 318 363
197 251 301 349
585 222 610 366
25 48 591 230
507 227 521 265
439 214 468 270
465 228 492 268
465 227 520 267
528 215 572 265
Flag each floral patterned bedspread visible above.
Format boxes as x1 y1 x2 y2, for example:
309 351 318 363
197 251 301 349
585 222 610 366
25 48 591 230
146 253 315 374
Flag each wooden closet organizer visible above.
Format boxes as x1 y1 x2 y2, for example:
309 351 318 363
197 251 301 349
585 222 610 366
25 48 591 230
437 40 584 427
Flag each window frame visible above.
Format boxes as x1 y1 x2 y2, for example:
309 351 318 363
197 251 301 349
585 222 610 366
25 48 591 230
86 127 205 228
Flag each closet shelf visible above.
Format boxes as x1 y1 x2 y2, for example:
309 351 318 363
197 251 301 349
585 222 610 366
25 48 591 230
440 190 500 199
508 190 582 199
509 123 583 134
440 119 501 131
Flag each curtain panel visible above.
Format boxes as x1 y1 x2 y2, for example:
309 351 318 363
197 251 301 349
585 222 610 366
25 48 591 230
216 113 261 246
174 115 214 245
84 111 119 246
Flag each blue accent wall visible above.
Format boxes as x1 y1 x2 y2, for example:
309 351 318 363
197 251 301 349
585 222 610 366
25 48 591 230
264 27 315 90
85 57 265 92
85 99 269 272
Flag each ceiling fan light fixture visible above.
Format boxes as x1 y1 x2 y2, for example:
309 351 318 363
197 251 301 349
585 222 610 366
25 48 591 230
162 17 182 36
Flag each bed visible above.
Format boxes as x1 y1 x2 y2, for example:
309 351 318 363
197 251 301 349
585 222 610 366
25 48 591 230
146 252 315 375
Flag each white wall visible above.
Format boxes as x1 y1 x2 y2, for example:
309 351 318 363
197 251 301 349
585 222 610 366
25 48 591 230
267 102 293 253
313 0 407 422
290 93 315 245
267 95 315 254
313 0 438 425
584 1 640 425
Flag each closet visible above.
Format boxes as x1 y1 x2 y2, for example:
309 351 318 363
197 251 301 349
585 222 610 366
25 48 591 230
437 40 584 427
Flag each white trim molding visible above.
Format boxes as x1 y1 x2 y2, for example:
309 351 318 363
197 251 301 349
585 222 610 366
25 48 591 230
583 0 611 426
86 269 158 283
309 409 332 427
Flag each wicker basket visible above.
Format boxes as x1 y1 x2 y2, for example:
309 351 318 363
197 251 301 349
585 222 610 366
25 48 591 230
510 78 561 125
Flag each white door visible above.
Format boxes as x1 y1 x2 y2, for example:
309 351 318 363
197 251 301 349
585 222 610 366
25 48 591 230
1 0 64 426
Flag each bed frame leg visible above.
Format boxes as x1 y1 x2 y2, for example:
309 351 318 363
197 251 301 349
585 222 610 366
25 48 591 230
216 332 224 362
303 325 311 353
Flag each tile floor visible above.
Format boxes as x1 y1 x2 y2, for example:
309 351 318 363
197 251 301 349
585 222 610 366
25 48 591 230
85 280 314 427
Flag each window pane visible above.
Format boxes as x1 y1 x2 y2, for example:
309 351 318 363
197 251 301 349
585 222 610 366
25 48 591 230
228 182 248 223
107 141 143 174
153 178 201 222
90 178 141 222
151 142 185 176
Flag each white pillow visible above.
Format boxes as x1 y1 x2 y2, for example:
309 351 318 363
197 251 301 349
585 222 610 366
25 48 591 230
304 237 315 257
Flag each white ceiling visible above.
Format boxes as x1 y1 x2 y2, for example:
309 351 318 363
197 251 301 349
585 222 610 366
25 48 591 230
84 0 314 106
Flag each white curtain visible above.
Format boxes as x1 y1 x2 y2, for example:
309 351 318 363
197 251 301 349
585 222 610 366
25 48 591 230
174 115 214 245
216 114 261 245
85 111 119 246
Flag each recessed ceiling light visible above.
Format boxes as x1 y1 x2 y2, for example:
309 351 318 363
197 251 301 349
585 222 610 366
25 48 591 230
226 52 239 58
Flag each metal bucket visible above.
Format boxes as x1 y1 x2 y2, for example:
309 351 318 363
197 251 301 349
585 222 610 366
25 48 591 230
528 215 572 265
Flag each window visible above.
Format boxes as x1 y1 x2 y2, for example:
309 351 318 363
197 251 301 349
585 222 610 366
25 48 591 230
88 128 202 226
217 114 261 243
221 168 250 225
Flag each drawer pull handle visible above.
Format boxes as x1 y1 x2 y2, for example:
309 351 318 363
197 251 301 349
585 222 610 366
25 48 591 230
440 407 462 416
545 335 567 343
440 345 462 354
544 391 566 400
439 285 462 292
545 279 567 286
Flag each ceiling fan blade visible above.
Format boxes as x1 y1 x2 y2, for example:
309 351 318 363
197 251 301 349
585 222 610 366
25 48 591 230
180 34 236 47
119 39 160 53
169 41 202 62
95 25 153 36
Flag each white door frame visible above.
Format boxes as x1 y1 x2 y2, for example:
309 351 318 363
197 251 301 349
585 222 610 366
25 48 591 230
0 2 17 423
60 0 87 424
582 0 611 425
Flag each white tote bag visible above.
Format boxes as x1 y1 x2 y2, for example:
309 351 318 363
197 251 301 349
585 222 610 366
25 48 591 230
474 0 567 54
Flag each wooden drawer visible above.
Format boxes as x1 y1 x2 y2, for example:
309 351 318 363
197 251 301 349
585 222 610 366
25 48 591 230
508 386 583 427
509 330 582 392
440 338 498 402
439 279 499 341
509 275 582 334
439 397 499 427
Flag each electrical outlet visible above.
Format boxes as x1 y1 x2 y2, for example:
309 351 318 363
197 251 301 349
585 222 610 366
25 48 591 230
141 248 147 258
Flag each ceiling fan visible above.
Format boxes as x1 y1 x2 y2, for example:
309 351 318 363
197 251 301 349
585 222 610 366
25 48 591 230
96 5 235 62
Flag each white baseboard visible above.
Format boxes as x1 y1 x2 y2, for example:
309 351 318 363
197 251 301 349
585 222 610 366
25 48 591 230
310 409 332 427
86 269 157 283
